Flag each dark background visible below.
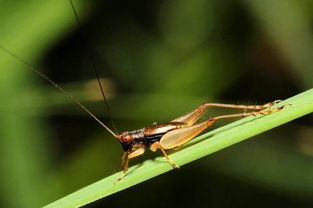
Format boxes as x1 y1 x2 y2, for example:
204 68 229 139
0 0 312 207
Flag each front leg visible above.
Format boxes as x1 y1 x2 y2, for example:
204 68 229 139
117 147 145 181
117 152 129 182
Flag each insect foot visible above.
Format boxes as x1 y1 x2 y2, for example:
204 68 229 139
171 161 180 169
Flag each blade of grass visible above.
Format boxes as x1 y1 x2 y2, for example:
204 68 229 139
45 88 313 208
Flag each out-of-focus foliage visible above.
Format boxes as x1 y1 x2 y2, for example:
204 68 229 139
0 0 312 207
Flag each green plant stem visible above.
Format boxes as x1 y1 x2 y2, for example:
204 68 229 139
45 88 313 208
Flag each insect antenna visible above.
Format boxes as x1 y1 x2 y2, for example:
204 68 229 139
0 44 118 138
69 0 118 134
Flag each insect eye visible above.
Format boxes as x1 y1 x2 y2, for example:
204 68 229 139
122 135 132 143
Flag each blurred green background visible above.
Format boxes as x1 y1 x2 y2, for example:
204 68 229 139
0 0 313 207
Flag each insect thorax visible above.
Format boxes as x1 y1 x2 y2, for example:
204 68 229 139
128 128 146 139
119 128 146 152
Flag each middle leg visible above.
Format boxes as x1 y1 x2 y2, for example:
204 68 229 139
150 142 180 168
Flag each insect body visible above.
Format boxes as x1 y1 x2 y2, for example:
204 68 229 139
116 101 286 179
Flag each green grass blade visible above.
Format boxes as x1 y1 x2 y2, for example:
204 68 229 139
45 88 313 208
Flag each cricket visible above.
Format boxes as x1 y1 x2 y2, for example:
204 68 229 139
0 0 288 181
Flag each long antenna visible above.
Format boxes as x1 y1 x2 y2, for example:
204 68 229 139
69 0 118 134
0 44 118 138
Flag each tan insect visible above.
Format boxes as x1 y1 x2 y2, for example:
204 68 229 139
117 101 286 179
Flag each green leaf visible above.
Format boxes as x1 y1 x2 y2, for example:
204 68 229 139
45 88 313 208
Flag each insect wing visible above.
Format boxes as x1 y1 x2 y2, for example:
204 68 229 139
159 121 209 149
171 105 206 125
